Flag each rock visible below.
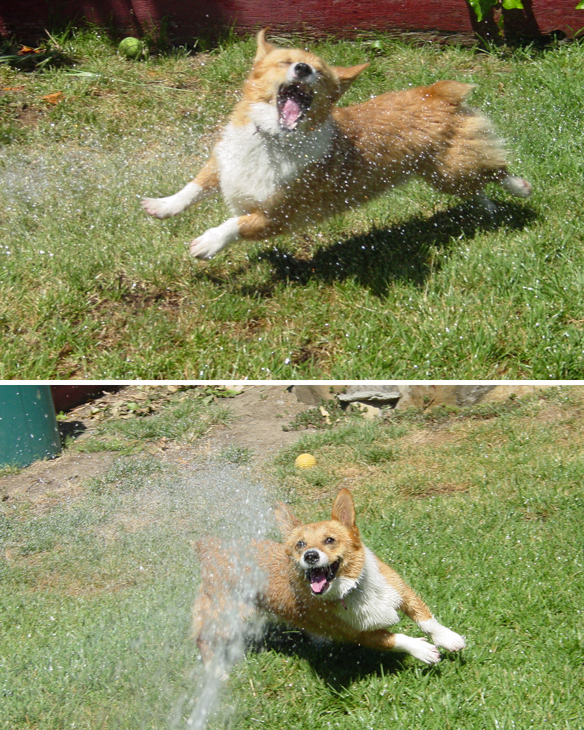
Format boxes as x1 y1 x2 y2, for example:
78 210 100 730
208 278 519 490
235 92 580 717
337 385 401 407
352 402 382 420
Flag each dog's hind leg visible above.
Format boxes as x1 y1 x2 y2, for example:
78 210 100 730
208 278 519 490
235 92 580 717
473 173 532 217
142 155 220 219
467 173 531 221
500 174 532 198
420 95 532 209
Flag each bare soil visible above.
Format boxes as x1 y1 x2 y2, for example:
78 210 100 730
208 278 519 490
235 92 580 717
0 385 315 507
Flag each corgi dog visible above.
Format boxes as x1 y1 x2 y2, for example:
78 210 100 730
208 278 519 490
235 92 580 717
193 488 465 670
142 30 531 261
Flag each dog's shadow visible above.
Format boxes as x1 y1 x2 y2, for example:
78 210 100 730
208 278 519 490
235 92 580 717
246 201 536 298
250 624 450 688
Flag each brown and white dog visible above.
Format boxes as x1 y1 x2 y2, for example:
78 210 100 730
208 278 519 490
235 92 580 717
143 30 531 260
193 489 465 669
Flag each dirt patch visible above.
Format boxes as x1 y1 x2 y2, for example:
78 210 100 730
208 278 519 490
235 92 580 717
205 384 315 456
0 451 116 507
15 104 43 127
0 385 315 507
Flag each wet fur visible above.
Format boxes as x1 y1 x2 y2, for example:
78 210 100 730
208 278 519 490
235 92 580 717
193 489 466 668
143 29 531 260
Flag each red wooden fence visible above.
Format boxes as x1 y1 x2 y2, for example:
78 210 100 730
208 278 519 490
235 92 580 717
1 1 583 43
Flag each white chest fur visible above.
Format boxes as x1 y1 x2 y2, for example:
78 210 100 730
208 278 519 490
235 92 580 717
336 548 402 631
214 113 334 215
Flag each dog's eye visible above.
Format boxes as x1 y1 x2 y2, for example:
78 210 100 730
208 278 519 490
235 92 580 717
296 540 306 550
324 537 336 545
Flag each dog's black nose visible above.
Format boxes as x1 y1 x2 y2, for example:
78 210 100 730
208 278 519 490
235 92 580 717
303 549 320 565
293 63 313 80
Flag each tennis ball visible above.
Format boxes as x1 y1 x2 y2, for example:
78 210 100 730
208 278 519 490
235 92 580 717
295 453 317 469
118 37 144 59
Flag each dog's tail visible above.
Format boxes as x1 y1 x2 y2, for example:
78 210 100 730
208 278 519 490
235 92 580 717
427 80 476 106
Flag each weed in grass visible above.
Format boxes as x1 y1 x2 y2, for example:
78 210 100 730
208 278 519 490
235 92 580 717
103 399 231 442
0 32 76 72
0 463 22 478
356 444 400 465
220 445 252 464
284 400 348 431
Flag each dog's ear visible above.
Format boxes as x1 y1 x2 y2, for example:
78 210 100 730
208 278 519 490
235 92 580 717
274 501 301 537
333 63 370 97
331 488 356 528
254 28 276 63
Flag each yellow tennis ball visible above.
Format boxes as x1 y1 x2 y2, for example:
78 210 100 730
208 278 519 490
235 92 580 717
295 453 316 469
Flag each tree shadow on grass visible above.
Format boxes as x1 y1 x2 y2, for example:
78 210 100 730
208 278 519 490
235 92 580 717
251 624 447 689
247 200 536 299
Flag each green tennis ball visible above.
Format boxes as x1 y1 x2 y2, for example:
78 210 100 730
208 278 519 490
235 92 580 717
118 37 144 59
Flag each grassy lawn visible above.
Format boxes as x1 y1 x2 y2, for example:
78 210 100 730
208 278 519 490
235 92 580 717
1 385 584 728
1 29 584 378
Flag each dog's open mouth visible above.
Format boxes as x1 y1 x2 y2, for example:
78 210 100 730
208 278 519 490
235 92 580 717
306 559 340 595
277 83 313 131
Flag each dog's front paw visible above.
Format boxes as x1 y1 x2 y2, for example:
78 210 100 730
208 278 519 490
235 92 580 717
141 197 177 219
206 661 230 683
189 231 224 260
189 218 240 260
410 637 441 665
431 627 466 652
142 183 203 219
394 634 441 665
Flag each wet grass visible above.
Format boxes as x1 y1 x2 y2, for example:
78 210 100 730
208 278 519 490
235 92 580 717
0 448 274 730
2 385 584 728
0 458 202 730
1 30 584 377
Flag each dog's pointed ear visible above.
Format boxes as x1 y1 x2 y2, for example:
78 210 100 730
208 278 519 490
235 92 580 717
334 63 370 97
331 489 356 528
254 28 276 63
274 501 301 537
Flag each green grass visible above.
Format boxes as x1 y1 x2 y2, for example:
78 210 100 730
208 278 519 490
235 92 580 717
221 387 584 730
2 386 584 728
72 386 233 453
1 29 584 377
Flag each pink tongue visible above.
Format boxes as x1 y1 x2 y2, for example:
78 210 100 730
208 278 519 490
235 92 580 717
311 570 328 594
281 98 301 129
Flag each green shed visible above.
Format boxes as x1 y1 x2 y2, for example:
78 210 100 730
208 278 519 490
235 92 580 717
0 386 62 468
